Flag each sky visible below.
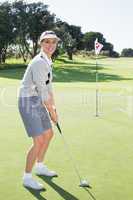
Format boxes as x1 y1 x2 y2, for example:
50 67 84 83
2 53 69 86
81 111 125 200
3 0 133 53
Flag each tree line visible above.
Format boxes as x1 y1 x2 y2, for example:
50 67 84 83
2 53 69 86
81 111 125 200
0 0 130 64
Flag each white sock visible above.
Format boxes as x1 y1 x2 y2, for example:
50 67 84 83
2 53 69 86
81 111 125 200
23 172 32 179
36 162 44 168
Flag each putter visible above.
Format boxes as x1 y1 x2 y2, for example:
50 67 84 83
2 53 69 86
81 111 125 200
56 122 91 188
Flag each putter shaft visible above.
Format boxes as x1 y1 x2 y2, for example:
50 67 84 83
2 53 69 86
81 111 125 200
56 123 84 183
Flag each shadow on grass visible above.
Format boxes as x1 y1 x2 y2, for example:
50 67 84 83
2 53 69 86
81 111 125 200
24 187 47 200
56 57 93 65
0 63 27 70
38 176 79 200
84 188 97 200
0 68 26 80
0 60 132 82
53 65 132 82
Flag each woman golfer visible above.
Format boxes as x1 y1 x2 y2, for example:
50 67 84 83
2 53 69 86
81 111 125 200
18 31 60 190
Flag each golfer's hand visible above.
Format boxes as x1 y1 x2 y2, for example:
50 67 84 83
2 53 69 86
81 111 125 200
49 109 58 124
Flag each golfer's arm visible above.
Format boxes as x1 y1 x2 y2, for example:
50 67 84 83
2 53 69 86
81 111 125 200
46 83 56 110
47 82 55 104
49 91 56 109
43 99 53 112
43 96 56 116
36 82 56 112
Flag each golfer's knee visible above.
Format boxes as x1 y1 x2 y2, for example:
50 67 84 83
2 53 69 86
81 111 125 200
33 129 53 148
33 136 44 149
44 129 54 140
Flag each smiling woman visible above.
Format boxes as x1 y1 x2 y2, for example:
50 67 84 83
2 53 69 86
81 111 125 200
39 31 60 58
18 30 60 190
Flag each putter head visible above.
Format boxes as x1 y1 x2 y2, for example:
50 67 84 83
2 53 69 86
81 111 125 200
79 179 91 188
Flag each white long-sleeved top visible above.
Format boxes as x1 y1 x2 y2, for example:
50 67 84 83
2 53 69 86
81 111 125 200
18 51 53 102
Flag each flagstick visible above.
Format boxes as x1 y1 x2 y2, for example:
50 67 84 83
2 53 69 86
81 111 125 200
95 55 99 117
94 38 103 117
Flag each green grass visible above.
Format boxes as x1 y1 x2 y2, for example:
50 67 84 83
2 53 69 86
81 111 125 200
0 58 28 70
0 56 133 200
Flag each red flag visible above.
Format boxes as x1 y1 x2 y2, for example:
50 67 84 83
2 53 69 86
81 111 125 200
95 38 103 55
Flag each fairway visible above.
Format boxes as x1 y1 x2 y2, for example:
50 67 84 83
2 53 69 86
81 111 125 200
0 56 133 200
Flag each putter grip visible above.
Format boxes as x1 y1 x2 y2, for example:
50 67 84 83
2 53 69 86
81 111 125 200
56 122 62 134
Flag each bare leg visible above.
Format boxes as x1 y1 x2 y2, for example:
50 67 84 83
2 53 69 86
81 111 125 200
25 134 44 173
37 129 53 163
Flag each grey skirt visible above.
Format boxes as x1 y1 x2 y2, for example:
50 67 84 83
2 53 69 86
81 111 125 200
18 96 52 137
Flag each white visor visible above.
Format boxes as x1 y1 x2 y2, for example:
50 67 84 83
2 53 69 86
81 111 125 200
39 31 60 43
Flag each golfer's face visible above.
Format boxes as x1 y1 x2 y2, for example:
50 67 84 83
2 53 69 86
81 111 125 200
41 38 57 56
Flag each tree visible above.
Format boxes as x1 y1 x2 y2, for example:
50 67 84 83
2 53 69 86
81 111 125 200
81 31 119 57
82 32 106 51
12 0 56 60
68 25 83 50
55 20 82 60
121 48 133 57
11 0 31 62
26 2 56 56
0 0 118 62
103 42 114 56
0 1 14 63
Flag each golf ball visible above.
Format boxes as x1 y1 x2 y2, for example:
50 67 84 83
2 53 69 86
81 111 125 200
81 180 88 184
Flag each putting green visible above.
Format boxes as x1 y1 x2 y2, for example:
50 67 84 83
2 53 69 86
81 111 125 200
0 56 133 200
